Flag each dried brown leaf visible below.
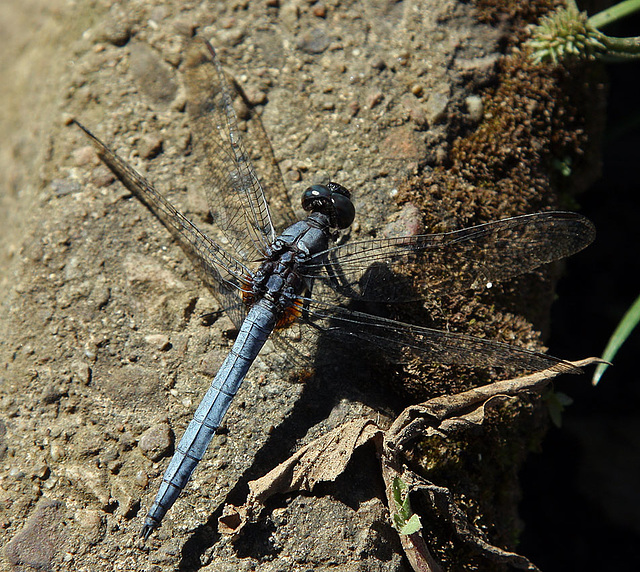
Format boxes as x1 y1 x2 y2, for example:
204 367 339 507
220 418 382 535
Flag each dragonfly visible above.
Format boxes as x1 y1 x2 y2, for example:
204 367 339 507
73 36 595 540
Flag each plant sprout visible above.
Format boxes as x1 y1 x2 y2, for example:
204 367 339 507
527 0 640 64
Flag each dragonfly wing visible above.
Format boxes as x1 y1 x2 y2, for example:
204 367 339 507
74 120 250 329
183 37 284 259
304 212 595 302
228 77 299 235
301 298 579 374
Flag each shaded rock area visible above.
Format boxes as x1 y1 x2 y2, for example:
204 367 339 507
0 1 624 571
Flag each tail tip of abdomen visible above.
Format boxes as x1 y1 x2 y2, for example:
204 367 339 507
140 517 160 542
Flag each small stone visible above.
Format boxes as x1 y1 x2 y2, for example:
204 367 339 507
90 165 115 187
313 3 326 18
71 361 91 386
41 385 64 405
233 97 251 120
83 340 98 360
138 423 174 462
244 88 267 106
110 475 140 519
401 93 427 128
73 145 97 166
90 284 111 310
9 467 25 480
144 333 172 351
94 5 132 47
50 443 65 462
281 1 300 26
218 27 246 47
383 203 425 239
32 463 50 480
50 179 81 197
370 56 386 71
466 95 484 122
139 134 164 159
98 20 131 47
173 18 197 38
135 470 149 488
297 27 331 54
75 509 105 545
366 90 383 109
425 91 449 125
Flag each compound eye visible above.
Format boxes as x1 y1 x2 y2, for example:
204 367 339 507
331 191 355 229
302 185 332 213
301 182 356 229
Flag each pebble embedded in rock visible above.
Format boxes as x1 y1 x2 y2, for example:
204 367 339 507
138 423 174 462
41 384 64 405
297 27 331 54
139 134 164 160
465 95 484 122
75 509 106 546
144 333 172 351
97 20 131 47
425 91 449 125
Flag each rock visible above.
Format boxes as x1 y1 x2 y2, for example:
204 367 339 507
4 499 66 571
425 89 450 125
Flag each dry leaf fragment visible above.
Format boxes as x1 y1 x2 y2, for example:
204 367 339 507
220 418 382 535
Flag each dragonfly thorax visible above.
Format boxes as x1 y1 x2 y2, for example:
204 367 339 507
245 214 328 315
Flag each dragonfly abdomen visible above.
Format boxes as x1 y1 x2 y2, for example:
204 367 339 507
141 300 278 539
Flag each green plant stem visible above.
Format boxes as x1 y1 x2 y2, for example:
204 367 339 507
592 292 640 385
600 33 640 58
589 0 640 29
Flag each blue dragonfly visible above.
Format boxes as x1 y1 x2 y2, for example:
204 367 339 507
73 37 595 540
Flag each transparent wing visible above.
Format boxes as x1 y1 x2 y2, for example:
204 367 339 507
228 76 298 235
298 297 579 374
183 37 288 260
74 120 250 329
303 212 595 303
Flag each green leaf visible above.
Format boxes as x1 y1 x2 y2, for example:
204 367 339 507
391 477 423 535
592 292 640 385
398 514 422 535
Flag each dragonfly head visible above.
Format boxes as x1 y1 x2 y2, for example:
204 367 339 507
301 182 355 229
